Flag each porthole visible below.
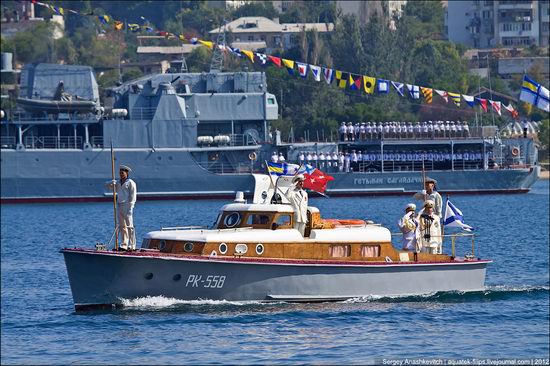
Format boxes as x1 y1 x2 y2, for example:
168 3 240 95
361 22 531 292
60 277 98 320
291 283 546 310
35 158 39 162
184 242 194 252
173 274 182 281
159 240 166 251
144 272 153 280
168 156 173 160
224 212 241 228
256 243 264 255
219 243 228 254
235 243 248 254
157 156 162 160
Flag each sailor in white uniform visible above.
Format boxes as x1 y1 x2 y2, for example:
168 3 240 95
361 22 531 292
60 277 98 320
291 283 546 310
416 200 442 254
105 165 137 251
398 203 419 251
285 174 308 236
413 176 443 217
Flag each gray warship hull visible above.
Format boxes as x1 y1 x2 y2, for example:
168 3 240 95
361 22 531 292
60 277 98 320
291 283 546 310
0 149 540 203
1 64 541 203
61 249 489 310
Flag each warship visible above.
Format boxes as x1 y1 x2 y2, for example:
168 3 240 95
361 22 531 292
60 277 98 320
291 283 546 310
0 60 540 203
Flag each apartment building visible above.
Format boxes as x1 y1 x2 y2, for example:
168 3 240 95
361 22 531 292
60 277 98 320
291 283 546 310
446 0 549 48
209 16 333 53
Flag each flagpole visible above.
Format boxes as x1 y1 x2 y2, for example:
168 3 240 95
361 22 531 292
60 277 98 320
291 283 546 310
421 158 427 203
110 140 118 251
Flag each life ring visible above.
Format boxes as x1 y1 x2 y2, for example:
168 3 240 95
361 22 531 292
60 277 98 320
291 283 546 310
249 152 257 161
511 147 520 157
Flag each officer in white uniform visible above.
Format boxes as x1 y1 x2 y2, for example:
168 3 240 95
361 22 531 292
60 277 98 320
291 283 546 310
413 177 443 217
106 165 137 251
285 174 308 236
416 200 442 254
398 203 419 251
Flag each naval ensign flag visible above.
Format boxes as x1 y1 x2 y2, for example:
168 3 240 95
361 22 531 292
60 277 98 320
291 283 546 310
444 199 474 232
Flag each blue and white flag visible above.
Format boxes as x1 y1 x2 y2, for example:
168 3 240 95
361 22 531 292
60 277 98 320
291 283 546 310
298 163 316 175
520 75 550 112
309 65 321 81
296 62 308 78
229 47 242 57
444 199 474 232
391 81 404 97
323 67 334 84
406 84 420 99
462 94 475 108
377 79 390 94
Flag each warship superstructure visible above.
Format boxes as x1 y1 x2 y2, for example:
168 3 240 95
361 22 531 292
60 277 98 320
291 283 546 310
0 63 540 203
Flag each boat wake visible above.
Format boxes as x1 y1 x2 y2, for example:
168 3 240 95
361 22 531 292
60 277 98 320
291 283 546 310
345 284 549 303
117 285 548 310
120 296 275 309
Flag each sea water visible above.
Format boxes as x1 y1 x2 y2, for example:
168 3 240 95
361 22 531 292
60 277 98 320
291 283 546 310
1 181 549 364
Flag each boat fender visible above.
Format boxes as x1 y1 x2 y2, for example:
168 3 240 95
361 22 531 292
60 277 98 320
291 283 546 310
511 147 520 156
385 256 393 263
249 152 257 161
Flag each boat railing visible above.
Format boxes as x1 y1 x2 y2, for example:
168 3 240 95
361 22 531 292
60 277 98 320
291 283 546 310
91 136 104 148
130 107 157 120
161 226 209 231
391 232 476 258
8 112 100 124
24 136 83 149
230 134 257 146
196 161 255 175
0 136 16 149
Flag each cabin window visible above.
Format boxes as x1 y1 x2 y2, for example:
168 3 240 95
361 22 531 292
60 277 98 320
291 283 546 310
224 212 241 228
361 245 380 258
246 214 270 225
275 214 291 227
329 245 351 258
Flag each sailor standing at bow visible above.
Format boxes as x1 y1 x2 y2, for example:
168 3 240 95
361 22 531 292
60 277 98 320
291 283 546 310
106 165 137 251
285 174 308 236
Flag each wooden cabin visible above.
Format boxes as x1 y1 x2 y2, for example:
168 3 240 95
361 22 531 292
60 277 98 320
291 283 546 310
142 203 452 263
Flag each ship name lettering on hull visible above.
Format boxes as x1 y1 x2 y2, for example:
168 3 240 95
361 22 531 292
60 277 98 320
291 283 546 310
186 274 226 288
353 177 423 185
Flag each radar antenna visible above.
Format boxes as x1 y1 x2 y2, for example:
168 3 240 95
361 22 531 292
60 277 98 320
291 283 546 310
210 19 227 73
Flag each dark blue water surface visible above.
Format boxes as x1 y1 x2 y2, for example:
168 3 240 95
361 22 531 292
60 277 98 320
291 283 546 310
2 181 549 364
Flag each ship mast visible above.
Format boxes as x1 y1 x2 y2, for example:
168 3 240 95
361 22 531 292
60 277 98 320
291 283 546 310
179 0 188 73
210 19 227 73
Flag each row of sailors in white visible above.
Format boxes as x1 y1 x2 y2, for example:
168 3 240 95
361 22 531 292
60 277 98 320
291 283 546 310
274 150 493 172
294 150 492 170
338 120 470 141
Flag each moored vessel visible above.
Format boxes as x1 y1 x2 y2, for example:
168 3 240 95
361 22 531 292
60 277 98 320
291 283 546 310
61 175 491 310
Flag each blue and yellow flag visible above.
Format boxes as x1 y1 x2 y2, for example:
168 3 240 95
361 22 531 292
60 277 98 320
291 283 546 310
448 92 461 107
519 75 539 106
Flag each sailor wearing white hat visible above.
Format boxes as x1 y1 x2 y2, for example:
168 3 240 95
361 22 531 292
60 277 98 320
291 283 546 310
416 199 442 254
105 164 137 251
285 174 308 236
398 203 419 251
413 176 443 217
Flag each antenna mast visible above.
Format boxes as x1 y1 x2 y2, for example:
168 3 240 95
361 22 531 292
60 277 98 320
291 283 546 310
210 19 226 73
179 0 188 73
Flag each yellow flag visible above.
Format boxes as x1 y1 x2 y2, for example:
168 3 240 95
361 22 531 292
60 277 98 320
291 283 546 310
178 34 185 41
114 21 124 30
282 59 294 69
362 76 376 94
335 71 348 88
241 50 255 63
198 40 214 50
